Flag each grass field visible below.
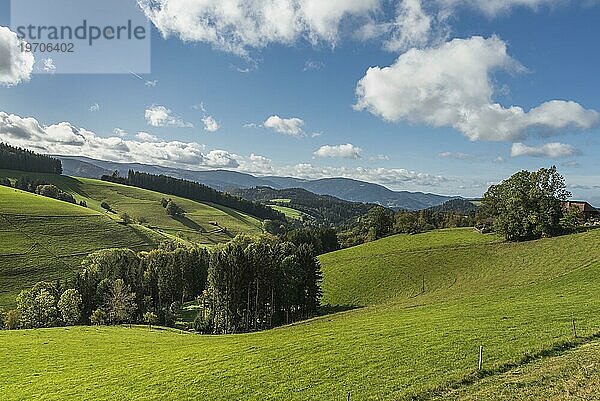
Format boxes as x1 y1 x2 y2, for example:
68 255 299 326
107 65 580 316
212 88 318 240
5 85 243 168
1 228 600 399
0 185 161 306
0 170 264 307
270 204 307 221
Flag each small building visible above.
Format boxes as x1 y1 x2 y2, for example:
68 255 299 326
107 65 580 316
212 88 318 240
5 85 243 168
563 201 600 221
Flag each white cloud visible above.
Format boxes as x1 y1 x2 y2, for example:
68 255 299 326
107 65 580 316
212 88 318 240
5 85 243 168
438 0 564 17
89 103 100 112
202 115 220 133
304 60 325 71
135 131 160 142
355 36 599 142
369 154 390 161
41 58 56 74
145 105 194 128
0 26 35 86
263 115 305 137
203 150 239 168
145 79 158 87
438 151 472 160
114 128 128 137
314 143 362 159
0 111 231 169
385 0 434 52
511 142 580 158
493 156 506 164
137 0 380 56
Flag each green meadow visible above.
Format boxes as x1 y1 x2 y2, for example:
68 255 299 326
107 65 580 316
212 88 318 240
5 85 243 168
0 171 264 307
1 228 599 399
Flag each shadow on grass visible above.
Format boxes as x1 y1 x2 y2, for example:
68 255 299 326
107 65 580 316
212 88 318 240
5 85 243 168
173 215 204 232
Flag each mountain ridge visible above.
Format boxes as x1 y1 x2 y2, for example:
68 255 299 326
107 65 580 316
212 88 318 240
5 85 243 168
56 155 457 210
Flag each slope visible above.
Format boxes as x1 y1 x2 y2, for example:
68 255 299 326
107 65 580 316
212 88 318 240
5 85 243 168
1 228 599 400
0 185 160 306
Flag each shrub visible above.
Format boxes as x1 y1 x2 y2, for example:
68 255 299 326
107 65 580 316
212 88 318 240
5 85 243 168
57 191 76 204
79 200 87 207
143 312 158 329
90 308 107 326
194 312 213 334
3 309 21 330
35 184 60 199
58 289 82 326
120 212 133 225
100 201 111 211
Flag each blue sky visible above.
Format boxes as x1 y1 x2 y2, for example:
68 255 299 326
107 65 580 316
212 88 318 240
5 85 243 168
0 0 599 202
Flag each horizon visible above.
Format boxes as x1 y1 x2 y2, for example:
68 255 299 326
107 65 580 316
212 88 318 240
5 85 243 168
1 0 599 205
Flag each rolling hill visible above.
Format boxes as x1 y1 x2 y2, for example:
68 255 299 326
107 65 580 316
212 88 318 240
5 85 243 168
57 156 456 210
0 170 264 307
2 228 600 399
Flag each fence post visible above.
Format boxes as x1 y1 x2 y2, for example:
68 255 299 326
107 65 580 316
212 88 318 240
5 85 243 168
572 319 577 338
478 345 483 371
347 392 351 401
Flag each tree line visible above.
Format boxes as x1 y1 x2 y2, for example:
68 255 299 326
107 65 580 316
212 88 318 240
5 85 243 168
232 186 375 226
101 170 285 221
338 204 476 247
0 143 62 174
2 236 322 334
0 176 86 207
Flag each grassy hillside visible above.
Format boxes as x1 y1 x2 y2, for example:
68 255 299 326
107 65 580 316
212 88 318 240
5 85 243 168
0 170 264 307
1 228 599 399
0 185 160 306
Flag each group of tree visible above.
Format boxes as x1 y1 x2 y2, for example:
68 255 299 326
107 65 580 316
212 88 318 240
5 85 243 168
232 186 375 226
0 143 62 174
161 198 185 218
2 281 82 330
477 166 580 241
338 204 476 247
3 236 322 334
0 176 86 206
101 170 285 221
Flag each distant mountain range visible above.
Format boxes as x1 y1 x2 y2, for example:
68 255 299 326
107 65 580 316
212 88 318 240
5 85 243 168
56 155 457 210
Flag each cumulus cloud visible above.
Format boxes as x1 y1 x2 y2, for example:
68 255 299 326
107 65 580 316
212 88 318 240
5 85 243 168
203 150 239 168
384 0 435 52
202 116 220 132
145 105 193 128
135 131 160 142
355 36 599 142
0 111 236 169
263 115 305 136
314 143 362 159
0 26 35 86
137 0 380 56
114 128 128 137
511 142 580 158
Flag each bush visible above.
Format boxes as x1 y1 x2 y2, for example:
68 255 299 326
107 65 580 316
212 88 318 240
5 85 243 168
100 201 111 211
57 192 76 204
79 200 87 207
137 216 148 225
120 212 133 225
3 309 21 330
143 312 158 329
90 308 107 326
35 184 60 199
194 312 213 334
0 177 11 187
58 289 82 326
165 200 185 218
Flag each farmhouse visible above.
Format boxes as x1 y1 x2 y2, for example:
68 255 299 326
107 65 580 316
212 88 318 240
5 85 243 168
563 201 600 220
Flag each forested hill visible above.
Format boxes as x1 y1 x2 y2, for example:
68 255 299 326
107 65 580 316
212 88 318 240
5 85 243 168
0 143 62 174
231 186 376 225
102 170 285 221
